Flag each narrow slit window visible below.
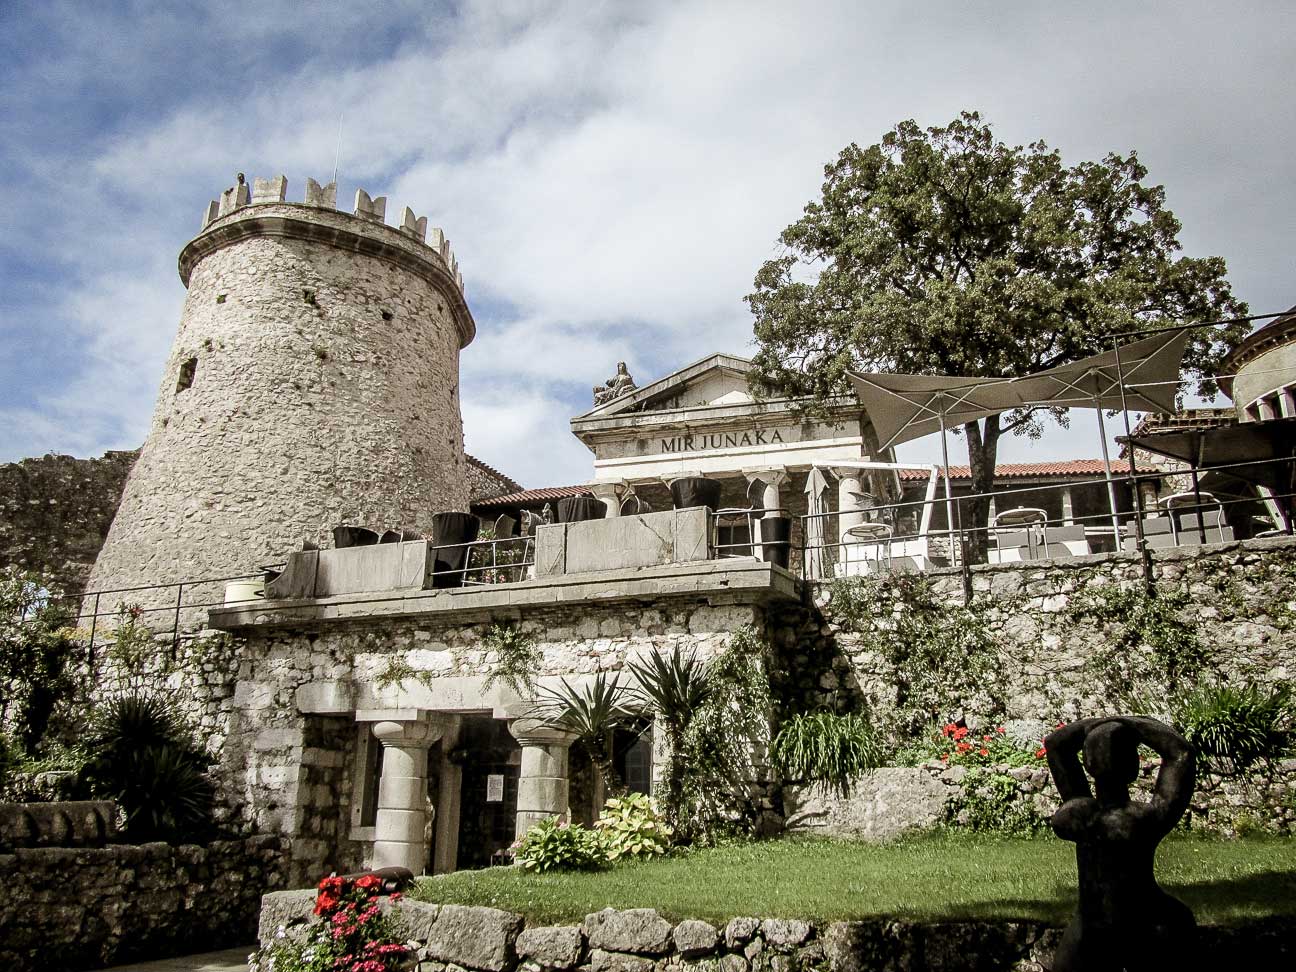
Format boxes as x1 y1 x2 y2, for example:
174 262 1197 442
176 357 197 393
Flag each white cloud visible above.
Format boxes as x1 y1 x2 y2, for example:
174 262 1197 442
3 0 1295 486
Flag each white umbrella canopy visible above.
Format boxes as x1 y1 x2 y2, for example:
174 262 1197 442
1009 330 1191 413
846 372 1029 452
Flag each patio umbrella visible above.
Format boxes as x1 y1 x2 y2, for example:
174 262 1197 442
1010 330 1192 536
848 373 1029 558
804 467 830 579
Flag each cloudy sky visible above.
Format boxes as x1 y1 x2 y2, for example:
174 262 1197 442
1 0 1293 487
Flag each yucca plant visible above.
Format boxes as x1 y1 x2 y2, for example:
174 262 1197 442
627 647 714 829
771 711 884 796
539 673 632 795
78 691 215 842
1173 681 1295 777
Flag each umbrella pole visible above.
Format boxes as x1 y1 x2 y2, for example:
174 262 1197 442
1094 402 1123 541
938 408 956 565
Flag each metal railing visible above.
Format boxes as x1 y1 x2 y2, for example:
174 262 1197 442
798 455 1294 584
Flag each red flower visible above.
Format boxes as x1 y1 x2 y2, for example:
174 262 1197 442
355 874 382 892
942 722 957 736
982 734 991 742
996 726 1006 734
953 726 969 740
979 748 989 756
1035 746 1047 758
956 741 972 753
314 892 340 916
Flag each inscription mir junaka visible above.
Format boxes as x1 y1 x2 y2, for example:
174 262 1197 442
659 428 790 453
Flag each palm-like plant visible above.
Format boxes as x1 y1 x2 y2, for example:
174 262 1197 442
626 647 715 828
539 673 631 796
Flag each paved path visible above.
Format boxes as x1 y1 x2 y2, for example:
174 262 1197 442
103 946 253 971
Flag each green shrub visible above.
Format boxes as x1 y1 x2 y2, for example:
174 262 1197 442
78 691 215 842
1172 681 1295 777
946 769 1042 835
0 568 82 754
481 623 543 697
771 712 883 795
595 793 672 860
513 817 605 873
895 722 1045 769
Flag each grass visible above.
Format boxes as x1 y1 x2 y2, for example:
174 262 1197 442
412 833 1296 926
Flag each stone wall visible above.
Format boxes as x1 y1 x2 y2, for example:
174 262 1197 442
467 455 523 504
0 834 286 972
771 537 1296 726
194 595 767 884
0 449 137 595
785 758 1296 840
258 896 1296 972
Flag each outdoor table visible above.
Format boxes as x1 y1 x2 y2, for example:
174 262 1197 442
991 507 1047 560
843 521 893 574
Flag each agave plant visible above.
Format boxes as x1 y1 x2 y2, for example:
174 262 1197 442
626 647 715 829
771 711 884 796
78 691 215 842
538 673 632 795
1173 681 1295 777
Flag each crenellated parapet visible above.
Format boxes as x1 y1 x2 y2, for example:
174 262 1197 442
199 173 465 295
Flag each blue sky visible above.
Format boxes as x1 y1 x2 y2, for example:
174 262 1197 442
2 0 1293 487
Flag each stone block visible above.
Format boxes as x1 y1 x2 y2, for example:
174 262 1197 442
673 919 719 956
673 507 709 563
724 917 760 949
583 908 673 955
424 904 523 971
761 919 811 948
252 175 288 205
396 899 441 941
534 524 568 577
258 888 317 945
296 681 355 714
254 727 304 751
783 768 947 841
589 950 654 972
315 542 432 596
517 925 584 968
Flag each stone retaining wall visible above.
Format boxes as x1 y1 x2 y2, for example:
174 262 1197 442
0 835 287 972
772 537 1296 727
784 759 1296 840
259 896 1296 972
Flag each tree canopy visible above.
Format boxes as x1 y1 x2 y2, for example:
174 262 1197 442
747 112 1248 544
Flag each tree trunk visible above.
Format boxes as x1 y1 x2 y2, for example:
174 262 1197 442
962 416 1001 564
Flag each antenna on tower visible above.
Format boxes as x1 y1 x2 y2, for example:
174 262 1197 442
332 113 344 187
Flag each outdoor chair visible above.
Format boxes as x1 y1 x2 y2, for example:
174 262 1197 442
1177 511 1234 545
1122 516 1175 551
1042 524 1091 558
841 521 893 575
989 529 1033 563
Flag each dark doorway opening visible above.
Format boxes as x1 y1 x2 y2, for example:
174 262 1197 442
454 716 520 870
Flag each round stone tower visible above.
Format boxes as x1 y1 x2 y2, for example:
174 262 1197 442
87 175 475 598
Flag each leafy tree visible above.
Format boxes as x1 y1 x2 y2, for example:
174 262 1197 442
748 111 1247 549
0 568 82 754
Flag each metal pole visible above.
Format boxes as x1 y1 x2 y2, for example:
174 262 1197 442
172 583 183 661
1114 339 1154 591
938 404 956 563
1094 402 1122 539
87 592 100 669
1190 467 1208 543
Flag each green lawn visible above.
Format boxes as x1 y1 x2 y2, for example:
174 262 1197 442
411 834 1296 926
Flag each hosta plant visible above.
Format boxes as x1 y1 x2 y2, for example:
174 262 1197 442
513 816 605 873
594 793 672 860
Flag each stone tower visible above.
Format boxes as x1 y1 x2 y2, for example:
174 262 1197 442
87 175 475 599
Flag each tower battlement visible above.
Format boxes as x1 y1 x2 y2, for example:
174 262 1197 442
200 174 464 294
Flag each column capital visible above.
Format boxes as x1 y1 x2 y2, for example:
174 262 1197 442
508 715 579 749
742 468 789 486
372 713 451 748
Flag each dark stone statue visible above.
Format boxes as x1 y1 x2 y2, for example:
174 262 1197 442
1044 716 1198 971
593 361 637 406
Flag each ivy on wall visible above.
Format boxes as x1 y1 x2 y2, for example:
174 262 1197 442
480 622 543 697
825 574 1010 738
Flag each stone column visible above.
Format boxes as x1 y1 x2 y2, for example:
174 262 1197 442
833 468 867 548
1061 486 1074 525
745 469 789 562
371 715 447 873
589 481 623 518
508 716 579 839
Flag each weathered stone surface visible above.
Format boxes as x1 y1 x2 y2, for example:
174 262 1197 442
517 925 584 968
719 954 749 972
396 900 442 942
0 800 118 851
258 888 317 945
589 949 655 972
583 909 674 955
673 919 720 956
761 919 812 948
724 917 760 949
783 769 948 841
424 904 524 972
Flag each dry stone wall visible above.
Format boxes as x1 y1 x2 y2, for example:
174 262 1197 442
258 897 1296 972
0 834 286 972
0 449 136 595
